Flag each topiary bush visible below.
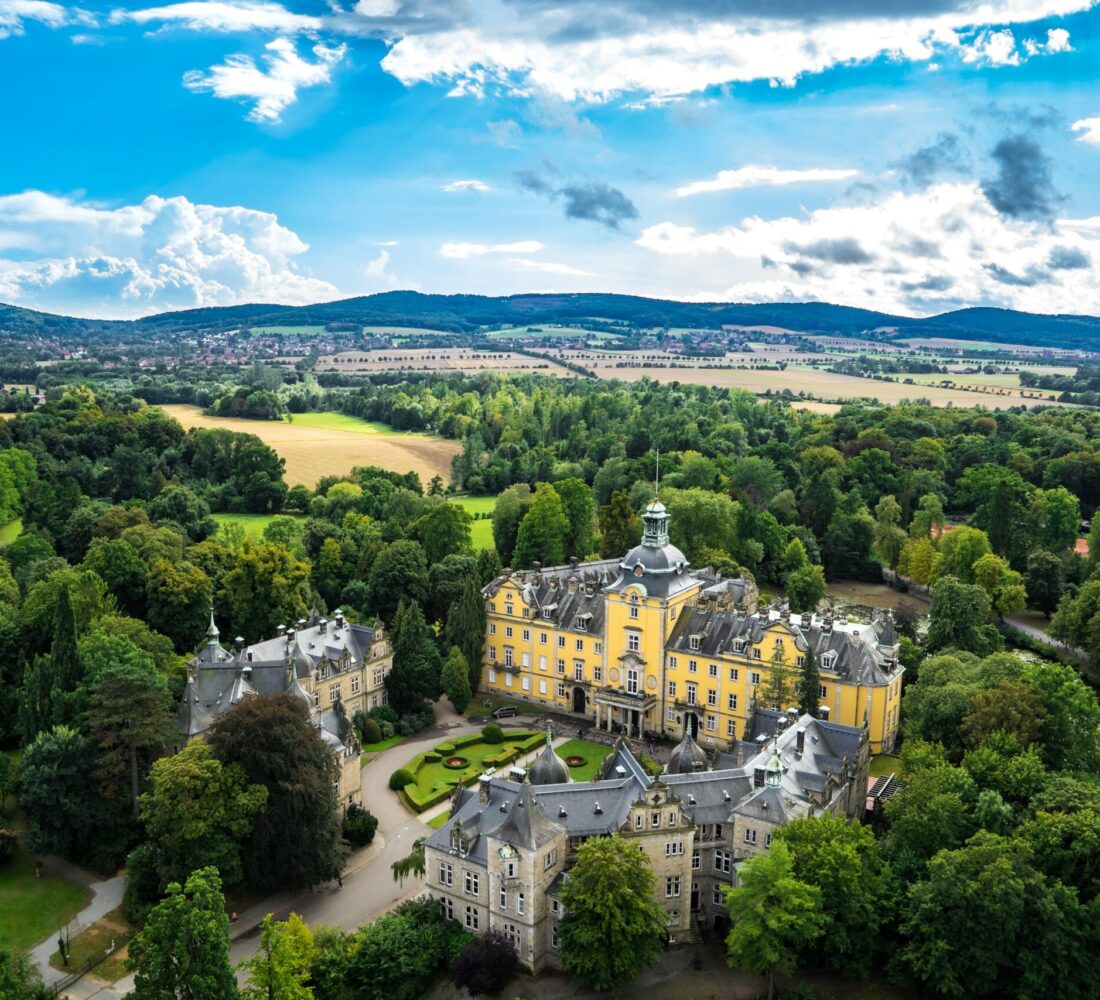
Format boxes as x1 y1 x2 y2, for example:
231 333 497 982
482 723 504 744
342 804 378 847
390 767 415 791
362 718 383 744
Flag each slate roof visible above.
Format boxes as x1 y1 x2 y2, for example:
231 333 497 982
484 560 620 635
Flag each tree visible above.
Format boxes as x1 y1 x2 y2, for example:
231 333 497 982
18 655 54 743
897 537 936 586
140 741 268 887
971 553 1027 619
513 483 569 568
48 583 82 720
366 540 430 623
1025 550 1064 617
445 577 486 693
909 492 945 539
558 834 667 992
441 646 472 713
598 490 639 559
797 644 820 717
724 840 826 1000
0 950 50 1000
390 837 425 886
925 576 1002 656
239 913 316 1000
821 494 877 581
663 488 740 564
83 537 148 616
208 693 349 890
450 929 518 997
555 477 596 558
759 643 796 711
148 484 217 543
872 495 907 568
959 682 1048 749
933 526 992 584
88 660 176 817
386 600 442 715
1036 486 1080 552
145 558 211 651
19 725 103 859
416 503 472 565
957 465 1033 567
129 867 239 1000
427 552 478 624
491 483 532 565
220 541 312 644
785 562 826 613
775 815 889 976
0 753 13 813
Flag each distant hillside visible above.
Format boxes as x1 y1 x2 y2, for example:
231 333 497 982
2 293 1098 351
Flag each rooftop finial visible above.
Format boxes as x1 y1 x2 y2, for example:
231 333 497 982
655 448 660 498
205 597 219 646
546 720 554 747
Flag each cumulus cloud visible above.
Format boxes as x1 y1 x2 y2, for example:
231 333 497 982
119 0 1089 103
0 190 336 318
442 179 491 192
0 0 89 37
439 240 543 258
183 37 346 122
675 165 859 197
505 257 593 276
981 134 1063 222
1072 117 1100 146
515 170 638 230
634 179 1100 315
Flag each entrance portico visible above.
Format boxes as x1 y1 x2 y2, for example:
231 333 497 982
593 692 657 737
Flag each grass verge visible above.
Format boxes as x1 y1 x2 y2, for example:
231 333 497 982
48 905 132 981
0 850 90 955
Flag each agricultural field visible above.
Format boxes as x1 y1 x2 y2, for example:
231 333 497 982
486 325 598 340
160 405 461 489
455 495 496 550
362 325 454 337
314 348 575 378
250 325 327 336
903 336 1087 357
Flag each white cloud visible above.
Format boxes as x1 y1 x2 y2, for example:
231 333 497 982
183 37 345 122
0 0 81 38
505 257 593 277
356 0 399 16
635 180 1100 315
363 248 401 288
113 1 321 34
675 165 860 198
1071 117 1100 147
0 189 336 318
958 28 1020 66
1044 26 1072 52
440 240 543 259
443 179 491 193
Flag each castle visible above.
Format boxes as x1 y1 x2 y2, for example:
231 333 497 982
177 607 393 811
481 498 903 754
425 711 869 971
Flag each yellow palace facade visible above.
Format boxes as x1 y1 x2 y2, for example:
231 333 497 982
482 499 903 754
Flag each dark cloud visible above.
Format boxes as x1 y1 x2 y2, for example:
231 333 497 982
901 275 954 292
515 170 638 230
1048 245 1090 270
896 236 942 258
559 182 638 229
787 260 818 277
893 132 968 188
980 135 1064 222
784 237 874 265
984 262 1049 287
974 102 1060 132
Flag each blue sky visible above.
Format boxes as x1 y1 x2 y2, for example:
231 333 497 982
1 0 1099 318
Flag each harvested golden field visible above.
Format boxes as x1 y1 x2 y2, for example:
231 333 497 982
584 364 1068 409
315 348 574 377
160 405 462 489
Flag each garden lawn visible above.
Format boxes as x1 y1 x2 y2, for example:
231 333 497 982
361 734 404 759
402 731 544 812
455 495 497 551
212 513 281 539
426 812 450 830
0 850 90 955
870 754 901 778
552 739 613 781
0 518 22 545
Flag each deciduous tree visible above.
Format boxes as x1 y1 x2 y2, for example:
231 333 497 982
240 913 316 1000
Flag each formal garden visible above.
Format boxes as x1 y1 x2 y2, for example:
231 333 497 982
390 726 613 812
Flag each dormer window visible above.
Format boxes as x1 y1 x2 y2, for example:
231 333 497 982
689 635 701 651
821 651 837 670
576 618 587 632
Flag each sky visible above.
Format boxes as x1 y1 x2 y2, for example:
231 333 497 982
0 0 1099 319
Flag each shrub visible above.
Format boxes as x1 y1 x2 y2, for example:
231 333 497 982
390 768 414 791
0 828 16 865
362 718 382 744
122 841 164 926
451 928 518 996
342 804 378 847
482 723 504 744
368 705 399 726
397 709 434 736
380 720 396 739
639 754 664 777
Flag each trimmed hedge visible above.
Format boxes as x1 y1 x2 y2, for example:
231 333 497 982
423 751 442 764
451 734 484 750
435 742 456 755
390 767 414 791
482 749 517 769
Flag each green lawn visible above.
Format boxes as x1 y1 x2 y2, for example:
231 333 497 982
48 904 131 980
486 325 595 340
0 518 22 545
212 513 279 538
552 739 613 781
426 812 451 829
465 697 536 720
455 496 497 551
290 411 431 437
361 734 404 758
870 754 901 778
0 850 90 955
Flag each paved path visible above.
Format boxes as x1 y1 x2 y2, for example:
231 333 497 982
26 860 126 988
58 706 545 999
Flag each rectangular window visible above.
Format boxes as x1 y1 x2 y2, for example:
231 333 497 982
328 683 340 704
551 922 559 949
686 683 697 706
665 841 683 856
488 669 497 683
634 814 643 830
464 871 479 896
669 656 678 669
373 668 385 686
443 897 454 921
505 626 513 639
766 833 772 847
627 633 640 653
651 811 660 828
551 898 560 916
505 605 513 617
489 602 496 613
706 715 716 732
727 693 738 711
666 876 681 898
594 642 603 654
439 862 453 886
350 675 360 695
752 648 761 660
465 906 479 930
556 683 565 698
688 659 698 673
728 667 739 681
750 671 761 686
627 669 639 695
715 850 731 873
518 892 525 916
557 635 566 648
630 605 639 619
539 631 547 644
521 629 530 642
727 719 736 737
539 655 547 671
594 665 603 682
667 681 676 697
575 639 584 651
505 861 516 879
574 661 585 681
489 648 497 663
556 659 565 674
500 885 507 909
521 652 530 668
820 684 828 699
667 707 676 722
539 679 547 695
521 675 530 691
668 810 677 827
744 828 757 845
505 673 513 688
544 850 556 870
796 656 804 668
713 886 724 905
489 623 497 635
709 663 718 678
707 689 717 707
692 851 700 870
522 608 529 618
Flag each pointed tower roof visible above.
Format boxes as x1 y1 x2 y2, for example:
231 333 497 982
765 744 784 787
205 600 220 646
528 722 569 786
495 779 563 850
667 715 709 775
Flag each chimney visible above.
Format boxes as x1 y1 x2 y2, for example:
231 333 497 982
334 609 345 628
780 607 790 623
569 556 579 568
286 628 296 643
478 772 493 805
707 596 718 613
532 561 542 572
801 612 811 629
735 742 746 766
234 636 245 650
509 765 526 782
796 727 806 755
753 767 765 788
277 624 287 636
319 618 328 634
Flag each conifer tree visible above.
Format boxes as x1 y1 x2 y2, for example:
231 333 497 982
760 643 796 711
385 601 441 715
441 646 472 714
798 643 821 718
445 577 486 693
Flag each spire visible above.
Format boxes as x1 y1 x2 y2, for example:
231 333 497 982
546 720 554 748
655 448 660 498
205 599 220 647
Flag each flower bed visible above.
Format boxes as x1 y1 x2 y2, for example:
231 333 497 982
443 756 470 769
566 755 586 767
